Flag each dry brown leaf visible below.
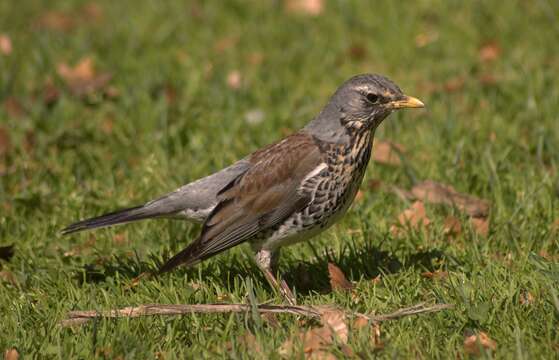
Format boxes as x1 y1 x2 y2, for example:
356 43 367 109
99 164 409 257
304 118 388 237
373 140 405 166
444 76 465 93
353 190 364 202
520 291 535 306
464 331 496 355
0 244 14 262
3 348 19 360
113 233 127 246
214 36 239 53
42 78 61 106
2 98 25 119
414 32 439 47
443 216 462 238
352 316 369 330
57 57 111 97
80 2 104 22
279 307 348 358
321 308 348 343
238 332 263 355
284 0 324 16
0 270 19 287
352 318 383 350
390 201 431 236
367 179 383 192
226 70 242 90
348 44 367 61
479 41 501 63
470 217 489 237
421 270 448 280
247 52 264 66
479 73 498 87
0 127 11 157
328 263 353 292
0 34 12 55
411 180 489 218
36 11 76 32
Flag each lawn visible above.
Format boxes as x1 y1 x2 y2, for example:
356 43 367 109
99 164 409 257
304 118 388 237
1 0 558 358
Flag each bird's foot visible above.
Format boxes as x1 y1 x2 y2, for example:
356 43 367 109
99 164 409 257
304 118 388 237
260 267 297 306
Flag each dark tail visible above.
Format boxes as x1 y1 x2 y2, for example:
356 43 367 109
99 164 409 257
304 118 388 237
61 205 159 235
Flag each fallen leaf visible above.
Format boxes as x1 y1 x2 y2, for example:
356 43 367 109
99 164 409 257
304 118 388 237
101 117 114 135
321 308 348 343
113 233 127 245
411 180 489 218
373 140 405 166
414 31 439 47
479 73 498 86
0 34 12 55
284 0 324 16
279 307 347 358
519 291 535 306
214 36 239 53
0 127 11 156
421 270 448 280
352 318 383 349
247 52 264 66
370 322 383 349
391 201 431 236
353 190 364 202
352 316 369 330
57 57 112 97
226 70 242 90
238 332 263 355
36 11 76 32
348 44 367 61
42 78 61 106
23 130 36 154
367 179 383 192
464 331 496 355
470 217 489 237
80 2 104 22
443 76 465 93
3 97 25 118
0 270 19 287
443 216 462 238
0 244 14 262
479 41 501 63
3 348 19 360
328 263 353 292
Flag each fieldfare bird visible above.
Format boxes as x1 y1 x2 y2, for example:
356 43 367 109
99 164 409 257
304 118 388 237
63 74 424 305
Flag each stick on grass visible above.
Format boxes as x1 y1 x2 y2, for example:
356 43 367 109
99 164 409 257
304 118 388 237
60 302 453 327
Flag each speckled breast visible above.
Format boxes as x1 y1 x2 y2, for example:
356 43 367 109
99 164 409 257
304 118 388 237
258 131 374 250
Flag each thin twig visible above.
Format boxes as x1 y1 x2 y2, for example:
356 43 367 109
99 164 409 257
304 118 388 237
60 302 453 327
355 302 454 322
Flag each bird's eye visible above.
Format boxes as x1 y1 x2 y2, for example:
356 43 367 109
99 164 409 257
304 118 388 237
366 93 380 104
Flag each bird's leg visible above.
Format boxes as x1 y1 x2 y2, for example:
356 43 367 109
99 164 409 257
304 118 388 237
254 248 297 306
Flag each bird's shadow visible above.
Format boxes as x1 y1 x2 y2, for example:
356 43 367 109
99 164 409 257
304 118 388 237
74 238 455 298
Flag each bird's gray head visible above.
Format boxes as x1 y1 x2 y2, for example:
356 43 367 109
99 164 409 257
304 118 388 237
304 74 424 142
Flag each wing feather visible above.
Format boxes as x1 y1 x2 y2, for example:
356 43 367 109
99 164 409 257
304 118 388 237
158 133 324 273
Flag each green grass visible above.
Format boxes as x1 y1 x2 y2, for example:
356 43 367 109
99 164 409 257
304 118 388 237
1 0 559 358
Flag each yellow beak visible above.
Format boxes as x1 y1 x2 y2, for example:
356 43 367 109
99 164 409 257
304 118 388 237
389 95 425 109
